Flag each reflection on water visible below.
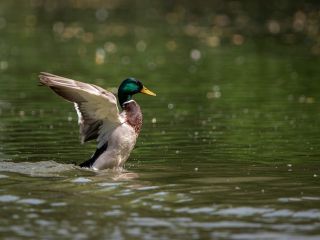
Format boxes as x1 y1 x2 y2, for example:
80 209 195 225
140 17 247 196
0 161 319 239
0 0 320 239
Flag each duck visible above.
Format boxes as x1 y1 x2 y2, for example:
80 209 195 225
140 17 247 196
38 72 156 170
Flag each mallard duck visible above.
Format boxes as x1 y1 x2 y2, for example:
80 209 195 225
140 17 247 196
39 72 156 170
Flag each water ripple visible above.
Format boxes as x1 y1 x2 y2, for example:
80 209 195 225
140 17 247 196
0 194 19 202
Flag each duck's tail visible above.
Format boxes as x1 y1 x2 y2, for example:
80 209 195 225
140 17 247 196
79 142 108 168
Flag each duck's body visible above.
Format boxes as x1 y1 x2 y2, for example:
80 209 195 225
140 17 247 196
39 72 155 170
80 100 142 170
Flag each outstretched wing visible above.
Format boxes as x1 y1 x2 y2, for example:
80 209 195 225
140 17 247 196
39 72 123 146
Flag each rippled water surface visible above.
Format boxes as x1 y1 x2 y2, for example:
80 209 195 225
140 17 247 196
0 1 320 239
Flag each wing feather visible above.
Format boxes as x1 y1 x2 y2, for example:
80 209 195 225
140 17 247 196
39 72 122 145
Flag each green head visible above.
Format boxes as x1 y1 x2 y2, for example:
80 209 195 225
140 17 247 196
118 77 156 108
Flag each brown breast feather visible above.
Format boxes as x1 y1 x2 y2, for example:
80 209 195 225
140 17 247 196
122 100 143 134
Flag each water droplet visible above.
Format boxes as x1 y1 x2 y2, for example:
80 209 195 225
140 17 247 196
52 22 64 35
267 20 281 34
95 48 105 65
136 40 147 52
206 36 220 47
190 49 201 61
232 34 245 45
19 110 25 117
151 117 157 124
96 8 108 22
168 103 174 110
306 97 315 104
104 42 117 53
166 40 177 51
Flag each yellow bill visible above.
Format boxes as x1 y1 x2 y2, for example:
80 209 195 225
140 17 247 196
140 86 156 96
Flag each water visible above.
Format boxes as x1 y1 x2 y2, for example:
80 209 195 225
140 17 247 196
0 1 320 239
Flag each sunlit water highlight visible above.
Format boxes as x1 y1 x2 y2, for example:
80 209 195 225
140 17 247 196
0 1 320 239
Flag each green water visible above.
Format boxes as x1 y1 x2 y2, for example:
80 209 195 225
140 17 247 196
0 1 320 239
